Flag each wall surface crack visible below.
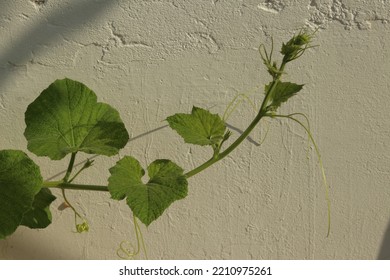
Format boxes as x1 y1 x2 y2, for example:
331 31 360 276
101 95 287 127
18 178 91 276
258 0 286 14
307 0 389 30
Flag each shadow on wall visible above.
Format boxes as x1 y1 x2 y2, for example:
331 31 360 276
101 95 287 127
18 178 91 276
0 0 114 259
377 219 390 259
0 0 115 87
0 233 74 260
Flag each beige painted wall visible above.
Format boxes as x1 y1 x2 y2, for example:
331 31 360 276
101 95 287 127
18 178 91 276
0 0 389 259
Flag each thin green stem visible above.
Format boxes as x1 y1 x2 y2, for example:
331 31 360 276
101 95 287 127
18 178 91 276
42 156 102 192
61 188 81 220
42 156 105 191
185 157 217 178
222 89 259 122
185 62 287 179
59 151 90 232
259 63 286 113
42 180 64 187
42 181 109 192
117 215 148 260
286 113 312 159
257 120 271 146
135 216 148 259
267 113 331 237
63 152 77 183
69 159 94 183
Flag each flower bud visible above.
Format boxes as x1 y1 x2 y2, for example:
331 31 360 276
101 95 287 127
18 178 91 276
281 31 314 63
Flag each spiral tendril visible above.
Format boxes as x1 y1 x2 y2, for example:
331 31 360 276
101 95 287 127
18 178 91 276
117 214 148 259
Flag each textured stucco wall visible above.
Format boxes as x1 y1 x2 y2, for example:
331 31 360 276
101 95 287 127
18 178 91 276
0 0 389 259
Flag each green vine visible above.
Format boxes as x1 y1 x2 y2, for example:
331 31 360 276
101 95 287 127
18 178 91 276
0 30 330 256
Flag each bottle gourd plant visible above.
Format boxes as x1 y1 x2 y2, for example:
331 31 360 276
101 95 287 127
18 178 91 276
0 30 329 256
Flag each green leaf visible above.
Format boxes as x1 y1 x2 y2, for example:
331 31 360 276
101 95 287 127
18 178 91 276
108 156 188 226
0 150 43 239
21 189 56 229
265 81 303 111
166 106 226 146
24 78 130 160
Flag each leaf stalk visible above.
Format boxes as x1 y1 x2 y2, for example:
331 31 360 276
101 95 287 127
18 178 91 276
42 181 109 192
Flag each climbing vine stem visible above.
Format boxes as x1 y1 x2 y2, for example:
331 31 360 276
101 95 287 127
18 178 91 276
184 62 287 178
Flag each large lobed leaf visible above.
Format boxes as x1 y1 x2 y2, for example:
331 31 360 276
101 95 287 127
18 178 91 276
0 150 43 239
166 106 226 146
108 156 188 226
24 78 129 160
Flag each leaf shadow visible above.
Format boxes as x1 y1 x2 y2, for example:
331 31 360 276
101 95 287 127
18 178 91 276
226 123 261 147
